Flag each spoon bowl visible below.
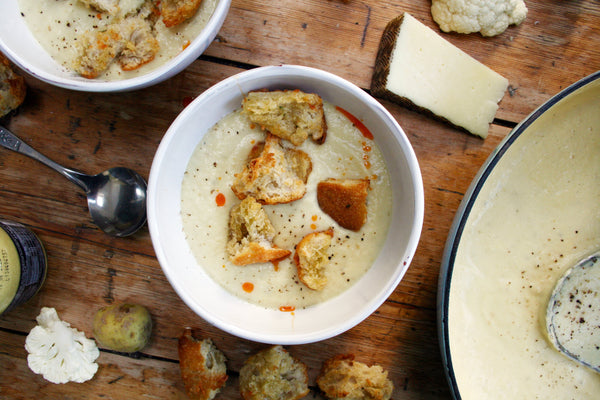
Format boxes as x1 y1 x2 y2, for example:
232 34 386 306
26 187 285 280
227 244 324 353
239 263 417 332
85 167 147 237
546 251 600 373
0 126 147 237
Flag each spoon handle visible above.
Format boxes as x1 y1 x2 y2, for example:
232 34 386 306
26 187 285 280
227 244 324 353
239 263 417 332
0 126 90 192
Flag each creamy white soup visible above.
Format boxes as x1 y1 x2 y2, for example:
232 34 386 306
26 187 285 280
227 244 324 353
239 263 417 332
180 102 392 310
18 0 217 80
448 83 600 398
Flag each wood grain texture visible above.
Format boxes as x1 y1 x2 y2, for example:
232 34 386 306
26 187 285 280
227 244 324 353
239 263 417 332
1 0 599 398
208 0 600 122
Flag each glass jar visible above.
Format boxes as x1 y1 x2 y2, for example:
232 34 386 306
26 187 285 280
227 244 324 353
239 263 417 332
0 219 47 315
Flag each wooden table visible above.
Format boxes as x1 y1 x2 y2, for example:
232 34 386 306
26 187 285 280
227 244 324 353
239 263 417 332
1 1 598 398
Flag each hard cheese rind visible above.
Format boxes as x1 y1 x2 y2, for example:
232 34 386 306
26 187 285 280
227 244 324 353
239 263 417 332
371 13 508 138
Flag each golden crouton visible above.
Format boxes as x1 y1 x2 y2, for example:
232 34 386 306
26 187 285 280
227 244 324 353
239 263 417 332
75 16 158 79
75 26 122 79
231 133 312 205
0 53 26 118
227 197 291 266
317 354 394 400
178 328 228 400
239 345 309 400
242 89 327 146
118 18 160 71
294 228 334 290
161 0 204 27
317 178 370 231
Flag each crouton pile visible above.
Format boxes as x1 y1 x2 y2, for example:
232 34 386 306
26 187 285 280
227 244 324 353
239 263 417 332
224 89 371 293
74 0 205 78
178 329 395 400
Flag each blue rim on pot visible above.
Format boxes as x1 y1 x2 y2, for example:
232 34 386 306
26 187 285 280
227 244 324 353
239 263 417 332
437 70 600 399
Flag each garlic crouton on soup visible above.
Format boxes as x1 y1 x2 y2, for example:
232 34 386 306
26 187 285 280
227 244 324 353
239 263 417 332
317 178 370 231
161 0 204 27
294 229 334 291
227 197 291 266
242 89 327 146
231 133 312 205
74 14 159 79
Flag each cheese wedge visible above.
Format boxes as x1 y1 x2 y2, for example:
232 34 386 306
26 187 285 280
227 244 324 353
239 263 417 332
371 13 509 138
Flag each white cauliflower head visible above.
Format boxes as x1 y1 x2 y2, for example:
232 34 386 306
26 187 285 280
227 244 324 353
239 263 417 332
25 307 100 384
431 0 528 37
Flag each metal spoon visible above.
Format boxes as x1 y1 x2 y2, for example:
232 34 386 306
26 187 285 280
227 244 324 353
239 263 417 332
546 251 600 373
0 125 147 237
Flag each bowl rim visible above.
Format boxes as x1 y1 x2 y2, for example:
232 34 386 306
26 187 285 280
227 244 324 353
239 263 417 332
437 70 600 399
148 64 425 344
0 0 231 92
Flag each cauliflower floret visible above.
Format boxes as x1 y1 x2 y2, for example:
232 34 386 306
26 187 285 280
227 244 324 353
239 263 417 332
431 0 528 37
25 307 100 384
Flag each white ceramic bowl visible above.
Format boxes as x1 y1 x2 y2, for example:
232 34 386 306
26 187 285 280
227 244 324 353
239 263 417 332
148 65 424 344
0 0 231 92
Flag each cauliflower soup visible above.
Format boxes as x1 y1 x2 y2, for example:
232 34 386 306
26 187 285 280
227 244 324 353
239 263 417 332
446 78 600 398
18 0 217 80
180 103 392 310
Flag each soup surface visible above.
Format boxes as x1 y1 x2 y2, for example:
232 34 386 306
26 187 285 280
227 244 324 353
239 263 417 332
448 83 600 398
180 103 392 310
18 0 217 80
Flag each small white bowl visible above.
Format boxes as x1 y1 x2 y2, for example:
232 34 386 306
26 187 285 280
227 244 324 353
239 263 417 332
148 65 424 344
0 0 231 92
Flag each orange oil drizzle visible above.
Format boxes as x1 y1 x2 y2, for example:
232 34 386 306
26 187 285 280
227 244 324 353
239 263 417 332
271 259 280 271
335 106 374 140
215 192 226 207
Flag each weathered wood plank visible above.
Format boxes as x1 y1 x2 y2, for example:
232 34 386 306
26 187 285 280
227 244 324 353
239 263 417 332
207 0 600 123
1 0 598 397
2 59 467 398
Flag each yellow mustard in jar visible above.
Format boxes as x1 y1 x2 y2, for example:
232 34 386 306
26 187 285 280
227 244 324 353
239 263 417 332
0 220 47 315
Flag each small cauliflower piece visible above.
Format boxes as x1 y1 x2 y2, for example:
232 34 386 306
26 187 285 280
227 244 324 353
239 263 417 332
25 307 99 384
431 0 527 37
